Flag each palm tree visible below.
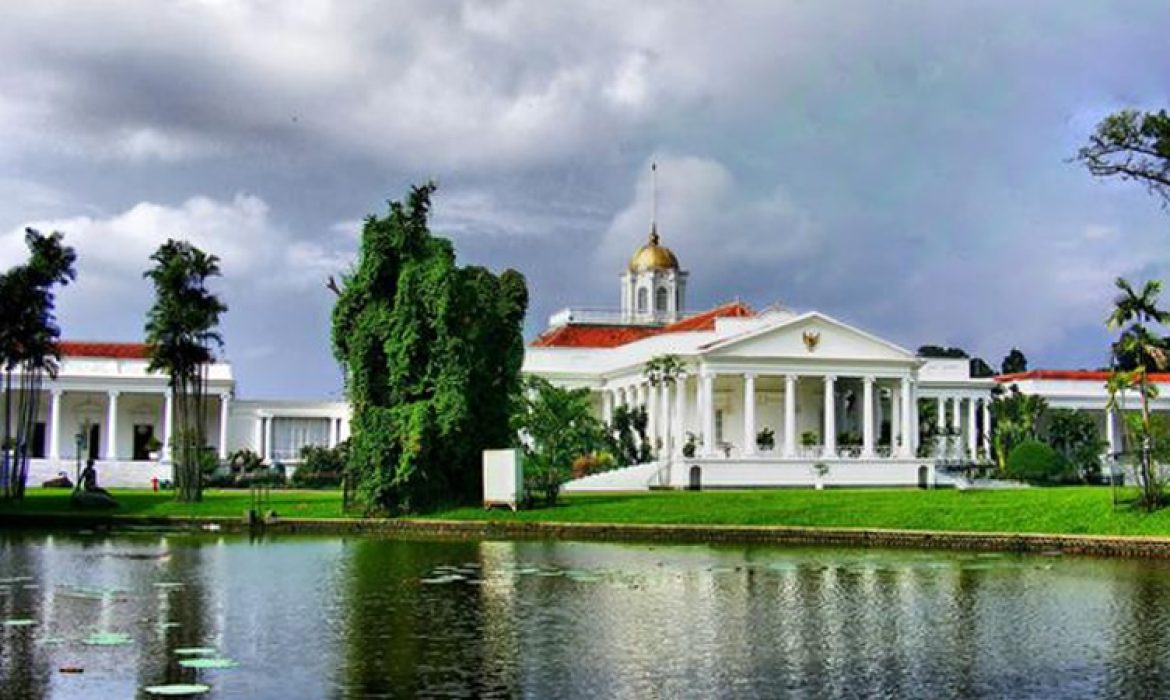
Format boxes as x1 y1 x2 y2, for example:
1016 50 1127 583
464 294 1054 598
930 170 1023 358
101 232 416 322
1106 277 1170 510
0 230 76 500
144 240 227 503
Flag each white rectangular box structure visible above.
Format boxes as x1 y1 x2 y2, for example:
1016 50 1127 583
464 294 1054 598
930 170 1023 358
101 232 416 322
482 448 523 510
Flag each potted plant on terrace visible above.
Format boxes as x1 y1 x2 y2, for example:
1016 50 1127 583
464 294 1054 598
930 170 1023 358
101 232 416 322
145 436 163 461
756 427 775 452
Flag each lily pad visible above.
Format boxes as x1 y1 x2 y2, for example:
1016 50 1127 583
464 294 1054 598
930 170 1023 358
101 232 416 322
84 632 132 646
173 647 217 656
144 684 211 696
179 657 238 669
3 619 36 627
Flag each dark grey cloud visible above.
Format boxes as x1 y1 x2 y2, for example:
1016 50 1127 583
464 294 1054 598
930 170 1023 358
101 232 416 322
1 1 1169 396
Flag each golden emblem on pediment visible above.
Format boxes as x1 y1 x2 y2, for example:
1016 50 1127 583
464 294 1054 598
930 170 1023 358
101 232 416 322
802 330 821 352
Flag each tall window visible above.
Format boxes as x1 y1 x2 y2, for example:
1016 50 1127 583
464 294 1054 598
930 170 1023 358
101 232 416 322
271 417 330 461
637 287 649 313
655 286 668 313
715 409 724 445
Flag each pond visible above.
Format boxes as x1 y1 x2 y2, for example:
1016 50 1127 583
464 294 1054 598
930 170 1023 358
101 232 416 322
2 529 1170 698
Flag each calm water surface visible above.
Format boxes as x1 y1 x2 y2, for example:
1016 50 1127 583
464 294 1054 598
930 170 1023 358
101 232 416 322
3 529 1170 698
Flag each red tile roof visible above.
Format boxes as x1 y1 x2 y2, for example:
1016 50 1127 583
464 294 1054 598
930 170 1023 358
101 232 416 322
530 324 661 348
530 302 756 348
997 369 1170 384
58 341 151 360
662 301 754 332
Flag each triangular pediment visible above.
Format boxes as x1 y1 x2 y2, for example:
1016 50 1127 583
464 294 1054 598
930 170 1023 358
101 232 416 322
702 312 915 362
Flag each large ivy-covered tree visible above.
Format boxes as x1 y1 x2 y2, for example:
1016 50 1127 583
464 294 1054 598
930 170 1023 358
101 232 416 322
331 184 528 513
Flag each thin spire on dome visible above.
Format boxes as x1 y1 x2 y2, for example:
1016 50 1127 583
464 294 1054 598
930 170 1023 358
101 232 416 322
650 162 659 244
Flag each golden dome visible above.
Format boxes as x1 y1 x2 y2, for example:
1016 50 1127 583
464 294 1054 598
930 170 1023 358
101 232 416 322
628 226 680 273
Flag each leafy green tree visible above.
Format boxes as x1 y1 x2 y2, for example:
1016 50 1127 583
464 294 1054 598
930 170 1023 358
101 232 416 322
608 405 651 465
1106 277 1170 509
511 375 604 507
916 345 968 359
331 184 527 513
1000 348 1028 375
969 357 995 378
1045 409 1106 482
989 384 1047 472
0 229 76 499
1077 108 1170 205
144 239 227 503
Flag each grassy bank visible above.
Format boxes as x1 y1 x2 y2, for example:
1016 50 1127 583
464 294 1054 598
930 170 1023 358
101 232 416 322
431 487 1170 538
0 488 344 520
7 486 1170 538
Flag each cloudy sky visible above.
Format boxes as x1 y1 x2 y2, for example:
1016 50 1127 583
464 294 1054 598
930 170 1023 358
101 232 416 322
1 1 1168 399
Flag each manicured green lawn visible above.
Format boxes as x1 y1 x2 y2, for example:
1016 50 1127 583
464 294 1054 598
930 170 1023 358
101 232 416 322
430 487 1170 538
0 488 346 520
8 486 1170 538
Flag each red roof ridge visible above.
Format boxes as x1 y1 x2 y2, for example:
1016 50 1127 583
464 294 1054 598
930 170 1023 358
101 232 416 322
996 369 1170 383
58 340 151 360
530 301 756 348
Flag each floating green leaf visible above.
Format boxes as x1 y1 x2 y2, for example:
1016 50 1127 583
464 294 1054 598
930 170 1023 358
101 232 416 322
173 647 217 656
3 619 35 627
179 657 238 669
83 632 132 646
144 684 210 696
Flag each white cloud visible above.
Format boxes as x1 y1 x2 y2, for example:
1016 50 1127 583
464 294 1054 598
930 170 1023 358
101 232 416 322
599 153 819 284
1 193 354 331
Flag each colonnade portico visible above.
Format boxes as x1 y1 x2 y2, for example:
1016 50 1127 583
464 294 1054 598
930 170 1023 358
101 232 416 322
923 392 993 459
28 387 234 463
600 367 924 463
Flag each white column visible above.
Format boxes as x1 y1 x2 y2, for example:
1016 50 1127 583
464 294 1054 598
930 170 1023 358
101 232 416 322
937 396 946 432
646 381 658 448
862 376 875 458
910 382 920 454
264 415 275 463
899 378 913 457
218 393 231 460
674 375 687 456
743 372 757 456
823 375 836 457
951 396 962 433
657 382 669 456
328 415 339 448
966 396 977 457
891 385 901 452
48 389 63 460
1105 409 1117 455
105 390 119 461
701 371 716 456
163 389 174 462
784 374 797 457
602 390 614 425
981 400 992 455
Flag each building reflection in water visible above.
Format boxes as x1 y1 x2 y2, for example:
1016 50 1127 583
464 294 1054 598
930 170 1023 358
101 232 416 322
6 531 1170 698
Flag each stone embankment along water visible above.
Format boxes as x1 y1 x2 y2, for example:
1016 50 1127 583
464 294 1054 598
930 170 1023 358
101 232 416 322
9 511 1170 559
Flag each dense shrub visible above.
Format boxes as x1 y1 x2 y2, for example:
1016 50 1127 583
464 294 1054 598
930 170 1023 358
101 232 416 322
291 441 348 489
1006 440 1076 484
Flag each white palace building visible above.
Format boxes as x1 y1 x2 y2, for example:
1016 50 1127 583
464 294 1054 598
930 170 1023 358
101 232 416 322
12 341 349 488
522 225 1163 490
7 224 1164 490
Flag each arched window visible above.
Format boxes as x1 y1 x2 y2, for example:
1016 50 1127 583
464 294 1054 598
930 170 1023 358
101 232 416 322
637 287 649 313
655 286 668 313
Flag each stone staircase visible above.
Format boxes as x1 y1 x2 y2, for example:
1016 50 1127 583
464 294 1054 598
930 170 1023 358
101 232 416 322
562 462 660 492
